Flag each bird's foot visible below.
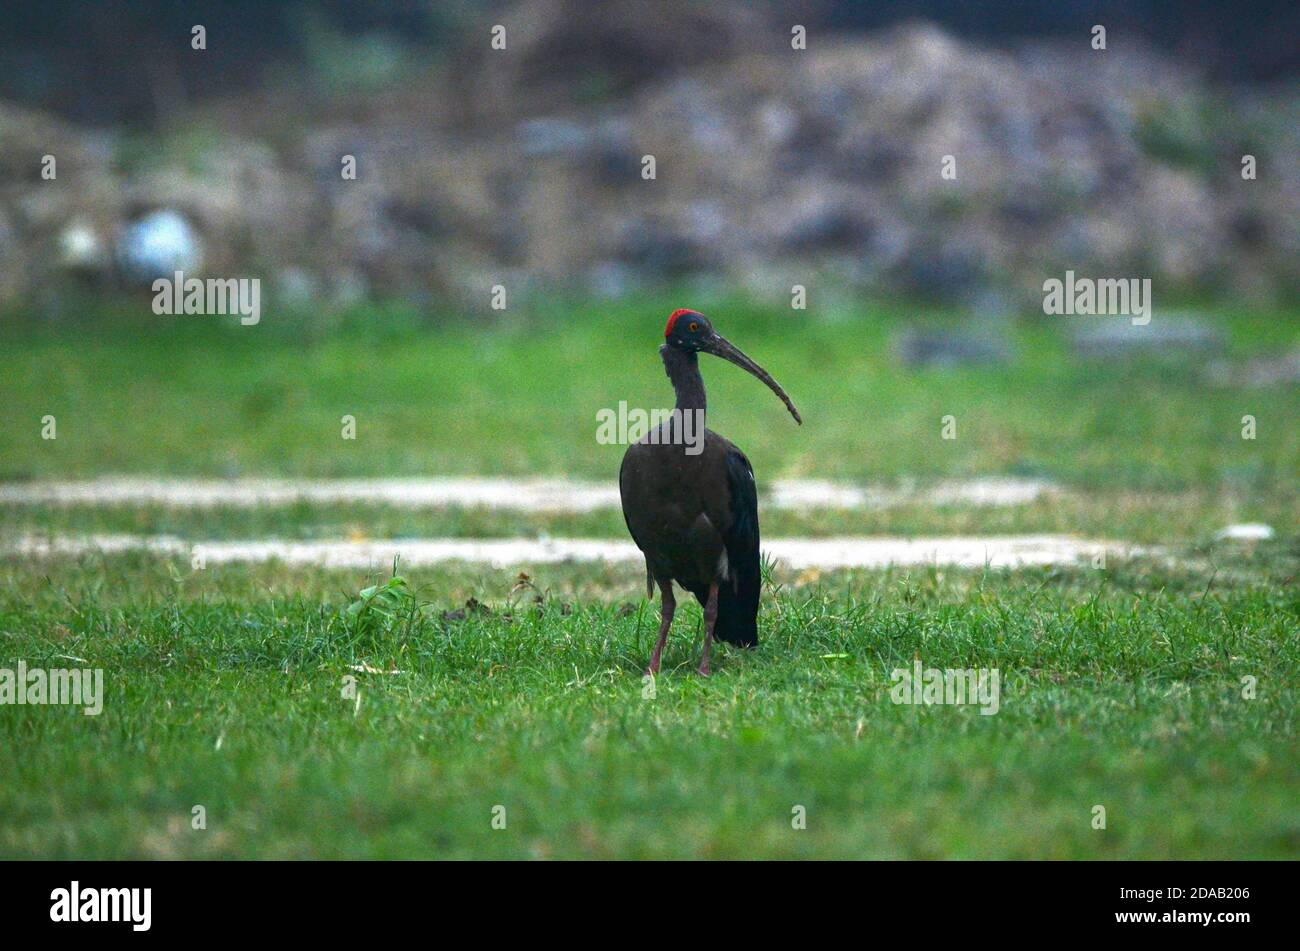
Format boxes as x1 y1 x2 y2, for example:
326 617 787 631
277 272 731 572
697 660 711 677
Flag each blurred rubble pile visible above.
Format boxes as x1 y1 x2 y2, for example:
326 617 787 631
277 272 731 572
1 0 1296 314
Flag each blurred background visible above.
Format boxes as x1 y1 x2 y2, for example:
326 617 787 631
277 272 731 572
2 0 1297 314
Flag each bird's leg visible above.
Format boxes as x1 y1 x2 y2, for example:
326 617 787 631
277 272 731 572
647 583 675 676
698 581 719 676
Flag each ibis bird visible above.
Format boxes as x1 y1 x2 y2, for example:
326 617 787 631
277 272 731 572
619 309 801 676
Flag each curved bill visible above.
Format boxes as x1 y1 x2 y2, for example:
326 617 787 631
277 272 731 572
704 334 802 424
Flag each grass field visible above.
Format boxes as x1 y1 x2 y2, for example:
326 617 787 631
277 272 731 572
3 297 1297 488
1 298 1297 858
1 550 1296 859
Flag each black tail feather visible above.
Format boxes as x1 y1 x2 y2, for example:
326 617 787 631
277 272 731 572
712 446 762 647
712 553 760 647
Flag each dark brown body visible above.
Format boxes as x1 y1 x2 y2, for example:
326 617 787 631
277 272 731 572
620 426 747 597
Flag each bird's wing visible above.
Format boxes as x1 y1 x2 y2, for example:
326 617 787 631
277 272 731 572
721 447 760 589
618 449 655 597
617 449 643 548
714 447 762 647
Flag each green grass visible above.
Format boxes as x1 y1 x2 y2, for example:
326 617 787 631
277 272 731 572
1 295 1296 858
1 551 1296 859
3 485 1297 545
2 297 1297 489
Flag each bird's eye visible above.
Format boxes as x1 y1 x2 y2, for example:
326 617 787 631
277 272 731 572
688 322 699 332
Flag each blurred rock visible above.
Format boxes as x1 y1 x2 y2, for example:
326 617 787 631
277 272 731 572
58 220 105 272
1069 315 1225 358
1206 350 1300 387
276 266 322 307
894 324 1011 368
587 261 636 299
517 117 593 159
117 210 202 284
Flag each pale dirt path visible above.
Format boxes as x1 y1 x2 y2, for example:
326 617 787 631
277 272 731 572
0 476 1055 512
8 533 1134 570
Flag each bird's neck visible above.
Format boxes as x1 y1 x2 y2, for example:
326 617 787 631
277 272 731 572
661 345 706 421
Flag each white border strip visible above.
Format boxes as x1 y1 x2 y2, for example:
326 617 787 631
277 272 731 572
0 477 1055 512
7 534 1128 570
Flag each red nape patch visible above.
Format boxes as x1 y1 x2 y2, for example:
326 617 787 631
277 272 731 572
665 308 695 338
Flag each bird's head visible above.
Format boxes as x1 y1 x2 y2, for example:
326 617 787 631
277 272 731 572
663 309 802 424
